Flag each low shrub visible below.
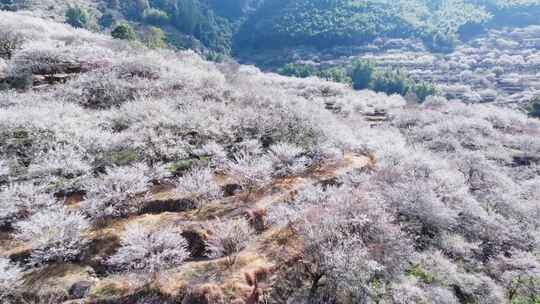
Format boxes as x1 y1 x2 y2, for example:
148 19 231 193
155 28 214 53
82 163 151 221
0 30 23 60
108 224 190 275
15 206 90 264
175 167 223 208
206 218 254 266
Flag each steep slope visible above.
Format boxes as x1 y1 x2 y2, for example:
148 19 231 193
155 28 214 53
0 11 539 304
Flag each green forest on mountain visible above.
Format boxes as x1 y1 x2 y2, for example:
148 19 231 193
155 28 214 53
2 0 538 55
86 0 540 54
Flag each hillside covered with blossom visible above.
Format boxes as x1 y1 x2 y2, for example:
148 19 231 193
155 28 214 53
0 10 540 304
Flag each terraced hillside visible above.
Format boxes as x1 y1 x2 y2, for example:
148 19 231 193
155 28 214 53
251 25 540 112
1 11 540 304
361 26 540 110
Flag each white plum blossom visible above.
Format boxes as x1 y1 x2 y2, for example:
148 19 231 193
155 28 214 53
175 167 222 208
0 8 539 303
15 206 90 264
108 224 190 275
27 145 91 178
0 182 55 228
0 257 22 290
226 152 273 197
268 142 309 177
206 218 254 266
82 163 151 220
0 160 9 177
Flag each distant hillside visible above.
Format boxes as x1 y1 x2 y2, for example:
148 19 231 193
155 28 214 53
235 0 540 54
4 0 540 57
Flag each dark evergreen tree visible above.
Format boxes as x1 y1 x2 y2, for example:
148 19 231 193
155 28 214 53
65 6 90 29
120 0 150 19
530 99 540 119
111 23 137 40
351 60 375 90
